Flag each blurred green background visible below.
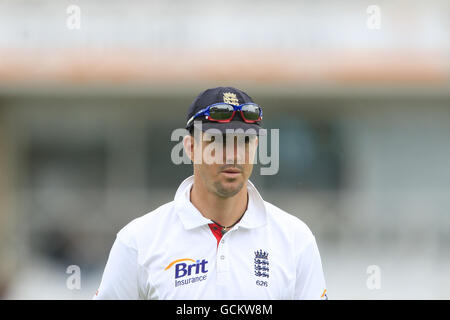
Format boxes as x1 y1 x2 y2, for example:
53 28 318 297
0 0 449 299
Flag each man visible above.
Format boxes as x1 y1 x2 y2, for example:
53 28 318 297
94 86 327 300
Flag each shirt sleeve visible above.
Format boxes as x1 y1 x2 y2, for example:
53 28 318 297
294 236 327 300
93 236 143 300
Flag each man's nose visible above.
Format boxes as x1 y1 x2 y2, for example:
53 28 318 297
224 136 246 164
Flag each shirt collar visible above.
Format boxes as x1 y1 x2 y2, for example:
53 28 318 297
174 175 267 230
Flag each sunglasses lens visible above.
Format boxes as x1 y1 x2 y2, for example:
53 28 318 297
209 104 235 120
241 104 261 121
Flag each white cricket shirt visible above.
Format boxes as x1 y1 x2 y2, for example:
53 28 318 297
94 176 327 300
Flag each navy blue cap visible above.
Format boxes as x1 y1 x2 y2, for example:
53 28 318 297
186 86 264 135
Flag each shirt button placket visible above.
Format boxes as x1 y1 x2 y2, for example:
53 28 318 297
216 232 230 283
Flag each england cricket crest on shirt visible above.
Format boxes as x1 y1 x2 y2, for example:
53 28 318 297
254 249 269 278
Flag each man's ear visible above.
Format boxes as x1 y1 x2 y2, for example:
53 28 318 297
183 135 195 162
249 136 259 163
250 136 259 148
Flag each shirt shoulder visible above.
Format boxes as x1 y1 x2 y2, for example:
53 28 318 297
263 201 316 249
116 201 177 251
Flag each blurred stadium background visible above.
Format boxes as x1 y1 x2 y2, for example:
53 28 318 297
0 0 449 299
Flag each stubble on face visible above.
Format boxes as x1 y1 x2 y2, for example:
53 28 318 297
195 163 245 198
213 168 246 198
213 180 244 198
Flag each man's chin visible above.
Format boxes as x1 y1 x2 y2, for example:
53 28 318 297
214 179 244 198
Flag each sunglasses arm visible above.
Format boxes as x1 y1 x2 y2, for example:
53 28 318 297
186 108 208 127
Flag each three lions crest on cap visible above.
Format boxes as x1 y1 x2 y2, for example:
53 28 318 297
223 92 239 106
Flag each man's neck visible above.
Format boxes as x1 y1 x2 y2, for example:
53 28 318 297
190 178 249 228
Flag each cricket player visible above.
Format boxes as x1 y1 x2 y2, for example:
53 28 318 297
94 86 327 300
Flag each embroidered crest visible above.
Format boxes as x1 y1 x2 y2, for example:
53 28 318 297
254 249 269 278
223 92 239 106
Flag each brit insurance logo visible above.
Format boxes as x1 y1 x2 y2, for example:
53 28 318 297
165 258 209 288
254 249 269 287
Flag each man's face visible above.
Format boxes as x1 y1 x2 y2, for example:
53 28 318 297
185 132 258 198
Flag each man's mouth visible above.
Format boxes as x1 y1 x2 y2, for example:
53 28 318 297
220 167 242 177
